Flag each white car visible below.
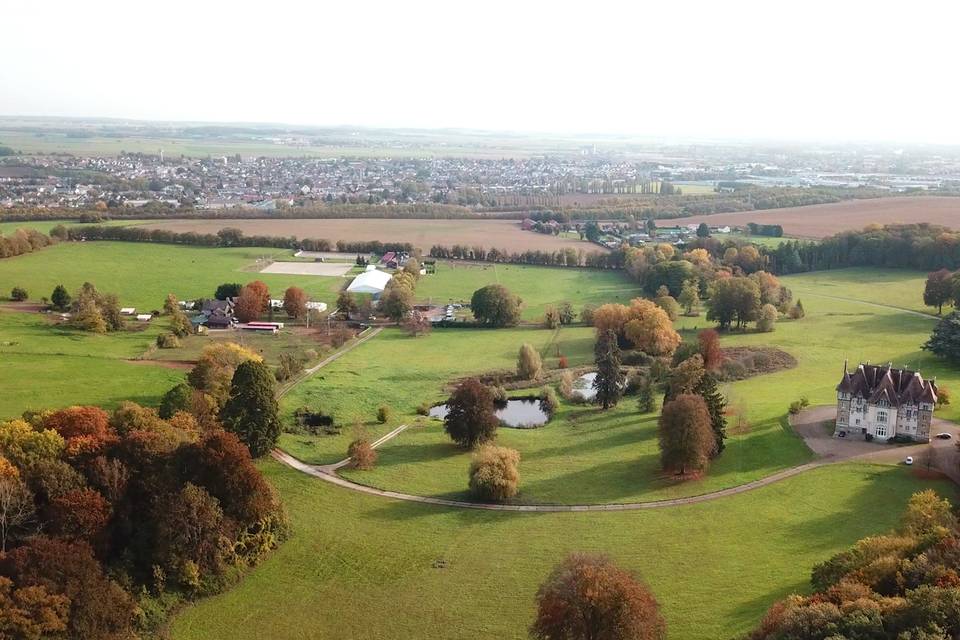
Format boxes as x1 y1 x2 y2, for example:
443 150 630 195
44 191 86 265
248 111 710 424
904 456 914 466
935 432 953 440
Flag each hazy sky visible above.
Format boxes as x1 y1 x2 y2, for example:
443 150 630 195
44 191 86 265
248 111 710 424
2 0 958 143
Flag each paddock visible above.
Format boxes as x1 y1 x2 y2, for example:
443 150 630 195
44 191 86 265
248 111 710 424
259 262 354 277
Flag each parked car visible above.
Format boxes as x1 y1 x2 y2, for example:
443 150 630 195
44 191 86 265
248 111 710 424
904 456 914 466
935 432 953 440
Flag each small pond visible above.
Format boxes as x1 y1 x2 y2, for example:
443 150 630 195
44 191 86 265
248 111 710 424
429 397 550 429
573 372 597 401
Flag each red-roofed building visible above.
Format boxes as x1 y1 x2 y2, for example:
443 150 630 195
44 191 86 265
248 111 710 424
835 361 938 442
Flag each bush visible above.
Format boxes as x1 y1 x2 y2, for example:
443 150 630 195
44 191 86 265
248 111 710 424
10 286 28 301
720 359 748 380
789 400 802 415
156 332 181 349
416 402 431 416
539 386 559 415
621 350 653 367
348 439 377 470
490 385 508 404
558 355 568 369
580 304 596 326
376 405 393 424
757 303 778 332
468 445 520 501
558 371 575 400
789 299 805 319
517 343 543 380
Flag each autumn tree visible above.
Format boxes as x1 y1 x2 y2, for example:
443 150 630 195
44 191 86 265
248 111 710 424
220 360 281 458
152 482 225 577
468 445 520 501
557 302 576 325
543 305 561 329
707 277 762 329
531 553 666 640
234 285 265 323
0 575 69 638
0 460 35 552
46 488 112 542
517 343 543 380
444 378 499 448
678 279 701 316
471 284 522 327
43 406 115 455
402 309 432 337
658 394 715 476
187 342 262 407
923 269 954 314
348 437 378 470
623 299 681 356
245 280 271 311
593 329 625 409
0 419 64 468
379 279 415 324
664 354 705 402
3 536 138 640
698 329 722 370
282 286 308 320
756 303 778 332
788 299 805 319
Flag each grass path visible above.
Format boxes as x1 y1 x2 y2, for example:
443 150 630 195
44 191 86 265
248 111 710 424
791 291 939 320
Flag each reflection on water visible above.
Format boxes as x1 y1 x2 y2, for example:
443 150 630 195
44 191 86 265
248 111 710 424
429 397 549 429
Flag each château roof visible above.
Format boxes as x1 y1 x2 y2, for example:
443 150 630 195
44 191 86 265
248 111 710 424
837 362 937 406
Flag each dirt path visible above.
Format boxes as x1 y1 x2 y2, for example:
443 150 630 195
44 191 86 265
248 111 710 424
272 404 958 512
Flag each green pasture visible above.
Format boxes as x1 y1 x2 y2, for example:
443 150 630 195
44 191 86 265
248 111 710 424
0 241 345 311
170 460 954 640
416 261 643 320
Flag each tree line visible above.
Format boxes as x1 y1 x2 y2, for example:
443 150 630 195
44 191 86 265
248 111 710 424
0 227 56 259
428 244 625 269
54 224 414 255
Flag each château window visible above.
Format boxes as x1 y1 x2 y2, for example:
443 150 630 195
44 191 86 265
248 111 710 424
877 410 887 423
876 424 887 438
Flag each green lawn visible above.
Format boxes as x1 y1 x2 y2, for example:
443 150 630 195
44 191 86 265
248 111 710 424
279 326 596 465
784 267 934 316
170 459 954 640
0 241 345 311
0 312 182 418
416 262 643 320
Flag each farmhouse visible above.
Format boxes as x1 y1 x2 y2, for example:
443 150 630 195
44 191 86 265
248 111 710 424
835 362 938 442
346 268 393 297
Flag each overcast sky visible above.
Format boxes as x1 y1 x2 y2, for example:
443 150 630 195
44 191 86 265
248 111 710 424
2 0 957 144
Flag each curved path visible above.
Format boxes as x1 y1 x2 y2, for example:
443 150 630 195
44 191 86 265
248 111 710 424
272 448 830 512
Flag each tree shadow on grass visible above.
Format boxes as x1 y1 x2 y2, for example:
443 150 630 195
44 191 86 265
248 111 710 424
375 441 466 468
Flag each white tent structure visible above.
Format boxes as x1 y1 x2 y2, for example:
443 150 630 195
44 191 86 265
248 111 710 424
346 269 393 296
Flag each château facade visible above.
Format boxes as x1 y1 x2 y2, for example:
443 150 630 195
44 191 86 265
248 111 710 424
835 362 937 442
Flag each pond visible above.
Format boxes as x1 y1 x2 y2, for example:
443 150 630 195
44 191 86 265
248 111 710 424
429 397 550 429
573 372 597 401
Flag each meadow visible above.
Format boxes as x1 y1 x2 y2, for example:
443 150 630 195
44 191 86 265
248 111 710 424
0 241 345 311
0 311 182 418
416 261 643 320
170 460 950 640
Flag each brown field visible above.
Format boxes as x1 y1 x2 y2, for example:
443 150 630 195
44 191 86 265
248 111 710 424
137 218 596 252
661 195 960 238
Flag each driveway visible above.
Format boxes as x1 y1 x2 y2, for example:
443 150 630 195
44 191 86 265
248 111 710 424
792 406 960 483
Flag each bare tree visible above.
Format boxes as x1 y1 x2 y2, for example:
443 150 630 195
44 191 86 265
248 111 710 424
0 475 36 552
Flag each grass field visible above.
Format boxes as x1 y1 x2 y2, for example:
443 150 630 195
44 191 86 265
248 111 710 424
170 460 952 640
417 262 643 320
0 241 345 311
0 312 181 418
279 326 596 465
784 266 933 316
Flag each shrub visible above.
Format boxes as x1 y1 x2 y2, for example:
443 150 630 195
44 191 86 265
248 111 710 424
543 306 561 329
757 303 778 332
517 343 543 380
558 371 575 400
580 304 596 326
539 386 559 415
10 287 27 301
558 355 568 369
788 400 802 415
789 299 805 319
468 445 520 501
444 378 498 448
376 405 393 424
348 439 377 470
156 333 182 349
490 385 508 404
531 553 665 640
416 402 431 416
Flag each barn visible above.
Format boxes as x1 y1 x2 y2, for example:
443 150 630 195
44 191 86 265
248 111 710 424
346 269 393 297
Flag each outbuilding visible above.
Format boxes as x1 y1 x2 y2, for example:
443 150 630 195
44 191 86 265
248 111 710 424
346 269 393 297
